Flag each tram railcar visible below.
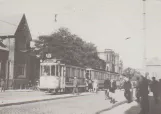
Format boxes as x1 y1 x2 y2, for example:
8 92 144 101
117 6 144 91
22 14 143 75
39 59 66 93
39 59 86 93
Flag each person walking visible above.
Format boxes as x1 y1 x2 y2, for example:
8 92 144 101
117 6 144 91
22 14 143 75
85 79 89 92
88 79 93 92
104 78 111 100
150 77 159 104
138 76 149 114
123 77 132 103
1 79 5 92
72 76 79 95
93 79 98 93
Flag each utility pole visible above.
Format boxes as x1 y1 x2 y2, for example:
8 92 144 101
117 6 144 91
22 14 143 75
143 0 147 75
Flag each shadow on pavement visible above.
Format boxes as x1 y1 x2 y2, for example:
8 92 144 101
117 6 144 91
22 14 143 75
124 96 161 114
95 100 127 114
124 104 140 114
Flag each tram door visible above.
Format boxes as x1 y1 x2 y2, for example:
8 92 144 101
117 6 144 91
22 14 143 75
59 65 65 89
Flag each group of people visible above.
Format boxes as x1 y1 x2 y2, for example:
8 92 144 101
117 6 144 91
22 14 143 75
72 77 99 95
123 75 161 114
104 78 117 104
86 79 99 93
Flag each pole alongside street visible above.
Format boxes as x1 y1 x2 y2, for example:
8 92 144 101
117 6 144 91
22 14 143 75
143 0 147 75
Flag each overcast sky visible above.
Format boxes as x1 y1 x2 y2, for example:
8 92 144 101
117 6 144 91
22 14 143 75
0 0 161 69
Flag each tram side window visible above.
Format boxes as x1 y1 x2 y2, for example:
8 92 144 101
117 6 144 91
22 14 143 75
56 65 58 76
51 65 55 76
78 69 80 78
59 66 62 76
86 70 89 79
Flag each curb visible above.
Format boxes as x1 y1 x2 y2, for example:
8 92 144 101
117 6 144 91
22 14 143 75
0 93 93 107
95 100 127 114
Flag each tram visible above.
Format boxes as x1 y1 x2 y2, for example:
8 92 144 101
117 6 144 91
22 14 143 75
39 59 86 93
39 59 66 93
39 57 119 93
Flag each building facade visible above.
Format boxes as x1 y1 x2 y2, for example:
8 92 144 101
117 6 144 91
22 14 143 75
146 58 161 80
98 49 123 74
0 14 39 89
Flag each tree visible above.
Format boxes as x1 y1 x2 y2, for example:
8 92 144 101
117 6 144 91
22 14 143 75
123 67 141 79
34 27 106 69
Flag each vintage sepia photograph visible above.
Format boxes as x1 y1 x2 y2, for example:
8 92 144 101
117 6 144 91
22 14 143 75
0 0 161 114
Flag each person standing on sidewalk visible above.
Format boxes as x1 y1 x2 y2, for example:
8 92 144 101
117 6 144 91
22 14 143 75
138 76 149 114
150 77 159 104
1 79 5 92
158 79 161 102
135 77 141 103
109 80 117 104
123 77 132 103
104 78 111 100
72 76 79 95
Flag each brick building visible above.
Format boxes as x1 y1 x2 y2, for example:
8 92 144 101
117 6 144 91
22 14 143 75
0 14 39 89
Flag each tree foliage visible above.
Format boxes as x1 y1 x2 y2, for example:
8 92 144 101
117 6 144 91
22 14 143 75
34 27 106 69
123 67 141 79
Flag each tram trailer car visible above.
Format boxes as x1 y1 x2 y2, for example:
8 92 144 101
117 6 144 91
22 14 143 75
65 65 86 93
39 59 86 93
86 68 119 90
86 68 111 90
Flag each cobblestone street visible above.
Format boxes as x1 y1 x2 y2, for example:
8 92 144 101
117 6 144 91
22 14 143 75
0 91 124 114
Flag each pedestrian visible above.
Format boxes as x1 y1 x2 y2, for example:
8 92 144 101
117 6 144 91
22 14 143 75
1 79 5 92
123 77 132 103
93 79 98 93
135 77 141 103
88 79 93 92
109 80 117 104
104 78 111 100
158 79 161 102
85 79 89 92
72 76 79 95
138 76 149 114
150 77 159 104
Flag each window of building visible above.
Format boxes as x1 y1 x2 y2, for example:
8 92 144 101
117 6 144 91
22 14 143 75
17 65 25 76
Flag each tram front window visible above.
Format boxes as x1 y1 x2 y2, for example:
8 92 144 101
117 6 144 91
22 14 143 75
42 65 50 76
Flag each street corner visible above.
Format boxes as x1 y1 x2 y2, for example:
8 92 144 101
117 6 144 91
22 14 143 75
100 100 140 114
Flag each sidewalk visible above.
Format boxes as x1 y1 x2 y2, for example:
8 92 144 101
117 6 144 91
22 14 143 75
0 90 93 107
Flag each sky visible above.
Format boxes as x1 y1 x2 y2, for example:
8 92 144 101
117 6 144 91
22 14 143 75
0 0 161 69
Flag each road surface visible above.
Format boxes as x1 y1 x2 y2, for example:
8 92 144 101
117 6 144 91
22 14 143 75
0 91 124 114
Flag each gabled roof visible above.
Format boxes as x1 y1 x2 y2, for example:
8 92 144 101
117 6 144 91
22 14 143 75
0 14 23 36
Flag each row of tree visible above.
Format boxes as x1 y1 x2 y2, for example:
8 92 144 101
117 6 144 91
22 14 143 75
34 27 106 69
